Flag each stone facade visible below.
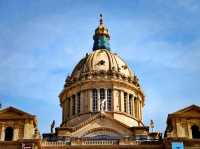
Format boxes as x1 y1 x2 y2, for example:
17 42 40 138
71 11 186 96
164 105 200 149
0 16 200 149
0 107 40 149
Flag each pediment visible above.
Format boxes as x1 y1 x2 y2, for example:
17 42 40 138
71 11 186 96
72 114 133 137
58 113 134 137
169 105 200 118
0 106 35 119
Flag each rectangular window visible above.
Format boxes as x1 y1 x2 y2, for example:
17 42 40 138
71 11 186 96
68 98 71 117
72 95 76 115
100 88 105 100
92 89 98 112
118 91 121 111
77 92 81 114
129 94 133 115
124 92 127 112
134 98 137 118
100 88 105 111
107 89 112 111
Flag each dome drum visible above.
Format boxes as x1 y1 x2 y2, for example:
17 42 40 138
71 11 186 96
59 16 145 130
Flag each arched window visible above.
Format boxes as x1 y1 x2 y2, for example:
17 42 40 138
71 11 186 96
191 125 200 139
92 89 98 112
5 127 13 141
107 89 112 111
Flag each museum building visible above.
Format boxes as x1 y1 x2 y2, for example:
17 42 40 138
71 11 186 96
0 15 200 149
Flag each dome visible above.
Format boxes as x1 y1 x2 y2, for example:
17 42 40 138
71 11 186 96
71 49 133 79
64 49 140 88
60 15 144 129
64 15 140 88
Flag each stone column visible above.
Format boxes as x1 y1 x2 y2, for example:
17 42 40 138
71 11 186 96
127 94 129 114
117 90 121 111
97 89 100 111
88 90 93 112
113 89 119 111
1 125 5 141
120 91 124 112
105 88 108 111
187 122 192 139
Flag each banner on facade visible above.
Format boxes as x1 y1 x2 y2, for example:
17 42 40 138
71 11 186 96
172 142 184 149
22 143 34 149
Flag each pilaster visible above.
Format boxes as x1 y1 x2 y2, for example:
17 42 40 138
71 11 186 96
24 119 30 139
13 127 19 141
120 91 124 112
0 124 5 141
88 90 93 112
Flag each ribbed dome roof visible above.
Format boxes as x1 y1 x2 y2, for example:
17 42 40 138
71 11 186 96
64 15 140 88
70 49 134 81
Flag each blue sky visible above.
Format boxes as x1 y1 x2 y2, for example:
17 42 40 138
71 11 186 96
0 0 200 134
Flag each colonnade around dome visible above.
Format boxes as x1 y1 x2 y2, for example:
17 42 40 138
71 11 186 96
61 87 143 127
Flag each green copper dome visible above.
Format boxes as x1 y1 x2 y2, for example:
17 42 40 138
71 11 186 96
93 14 110 51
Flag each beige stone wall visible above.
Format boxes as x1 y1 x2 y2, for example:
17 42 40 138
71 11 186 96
113 113 139 127
0 119 36 141
0 120 24 141
167 117 200 139
23 119 35 139
60 79 144 127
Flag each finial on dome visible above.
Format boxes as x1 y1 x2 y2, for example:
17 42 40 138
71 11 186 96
99 14 103 25
93 14 111 51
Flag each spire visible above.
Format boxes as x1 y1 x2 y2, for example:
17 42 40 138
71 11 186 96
99 14 103 25
92 14 110 51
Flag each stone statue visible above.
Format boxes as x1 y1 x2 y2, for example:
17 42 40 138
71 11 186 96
100 99 106 112
150 120 154 132
50 120 55 133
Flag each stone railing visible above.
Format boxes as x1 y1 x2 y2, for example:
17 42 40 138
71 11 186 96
82 139 119 145
41 141 69 146
41 135 161 147
70 138 119 145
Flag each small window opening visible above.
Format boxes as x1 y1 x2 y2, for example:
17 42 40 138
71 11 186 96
191 125 200 139
5 127 13 141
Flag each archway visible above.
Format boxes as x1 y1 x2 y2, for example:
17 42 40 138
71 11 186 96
5 127 13 141
191 125 200 139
